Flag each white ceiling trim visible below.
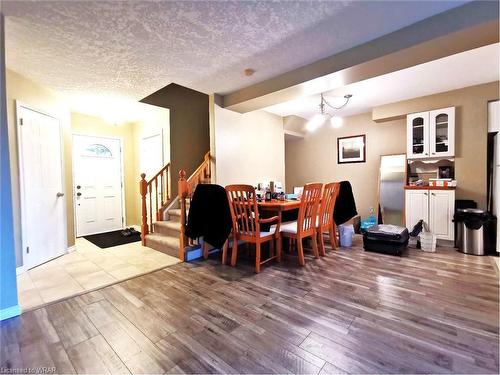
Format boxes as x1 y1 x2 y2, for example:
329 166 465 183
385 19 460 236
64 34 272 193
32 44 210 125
263 43 500 121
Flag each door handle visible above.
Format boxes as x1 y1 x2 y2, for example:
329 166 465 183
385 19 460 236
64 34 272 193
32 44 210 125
56 192 65 197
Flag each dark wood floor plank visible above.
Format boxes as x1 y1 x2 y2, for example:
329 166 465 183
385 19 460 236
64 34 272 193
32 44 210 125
1 237 498 374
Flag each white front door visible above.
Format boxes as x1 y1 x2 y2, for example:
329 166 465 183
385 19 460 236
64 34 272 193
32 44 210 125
17 104 67 269
73 135 124 237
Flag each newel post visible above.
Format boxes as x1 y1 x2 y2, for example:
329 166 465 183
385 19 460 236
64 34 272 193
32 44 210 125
140 173 149 245
178 170 188 261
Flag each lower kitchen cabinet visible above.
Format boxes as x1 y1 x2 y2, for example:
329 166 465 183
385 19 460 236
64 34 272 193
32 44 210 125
405 188 455 241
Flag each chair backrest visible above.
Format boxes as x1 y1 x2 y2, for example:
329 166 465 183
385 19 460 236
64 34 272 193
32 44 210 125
297 183 323 233
225 184 260 238
318 182 340 229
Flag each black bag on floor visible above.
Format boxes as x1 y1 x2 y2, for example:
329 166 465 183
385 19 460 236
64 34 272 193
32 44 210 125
363 224 409 256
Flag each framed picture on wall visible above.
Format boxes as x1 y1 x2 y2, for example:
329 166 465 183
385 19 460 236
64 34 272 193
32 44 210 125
337 134 366 164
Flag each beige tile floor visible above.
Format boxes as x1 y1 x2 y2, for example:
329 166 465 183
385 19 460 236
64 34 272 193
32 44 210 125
17 238 180 311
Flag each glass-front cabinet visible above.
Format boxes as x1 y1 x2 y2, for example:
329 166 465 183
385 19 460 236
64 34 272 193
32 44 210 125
406 107 455 159
429 107 455 158
407 112 429 158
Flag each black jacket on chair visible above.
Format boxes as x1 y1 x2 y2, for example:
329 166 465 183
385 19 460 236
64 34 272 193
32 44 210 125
334 181 358 225
185 184 232 249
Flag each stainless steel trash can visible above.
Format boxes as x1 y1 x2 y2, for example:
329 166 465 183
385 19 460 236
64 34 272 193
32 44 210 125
459 209 488 255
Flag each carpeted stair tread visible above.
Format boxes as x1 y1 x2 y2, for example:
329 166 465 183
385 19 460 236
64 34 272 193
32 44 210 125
153 220 181 236
145 233 180 258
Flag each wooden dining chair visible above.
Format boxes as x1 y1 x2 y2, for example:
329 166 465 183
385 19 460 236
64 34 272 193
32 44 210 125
225 185 281 273
317 182 340 256
278 183 323 266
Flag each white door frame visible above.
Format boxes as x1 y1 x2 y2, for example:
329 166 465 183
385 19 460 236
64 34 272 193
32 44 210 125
71 133 126 237
15 101 68 272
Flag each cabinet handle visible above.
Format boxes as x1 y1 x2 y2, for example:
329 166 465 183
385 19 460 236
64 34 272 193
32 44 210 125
424 192 428 196
431 193 436 196
425 153 428 155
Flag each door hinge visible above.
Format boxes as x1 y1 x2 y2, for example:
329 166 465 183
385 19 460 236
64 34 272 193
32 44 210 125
19 118 24 126
26 246 30 254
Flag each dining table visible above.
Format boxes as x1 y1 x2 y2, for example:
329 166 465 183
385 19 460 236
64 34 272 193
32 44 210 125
258 199 301 222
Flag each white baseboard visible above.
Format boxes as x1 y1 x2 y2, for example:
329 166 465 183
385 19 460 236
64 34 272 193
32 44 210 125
0 304 21 321
16 265 26 275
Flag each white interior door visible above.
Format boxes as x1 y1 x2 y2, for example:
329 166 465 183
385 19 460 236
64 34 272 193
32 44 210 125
140 132 164 179
17 104 67 269
73 135 124 236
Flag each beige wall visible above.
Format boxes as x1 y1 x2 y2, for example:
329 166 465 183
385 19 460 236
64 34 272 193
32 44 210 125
6 69 72 266
70 109 170 236
6 69 169 267
215 105 285 187
71 113 137 231
373 81 499 208
286 81 499 218
286 113 406 218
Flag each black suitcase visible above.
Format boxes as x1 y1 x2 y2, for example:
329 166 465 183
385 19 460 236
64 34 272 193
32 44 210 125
363 225 409 256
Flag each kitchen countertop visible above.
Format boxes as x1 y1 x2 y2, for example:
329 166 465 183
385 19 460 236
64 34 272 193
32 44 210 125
404 185 456 190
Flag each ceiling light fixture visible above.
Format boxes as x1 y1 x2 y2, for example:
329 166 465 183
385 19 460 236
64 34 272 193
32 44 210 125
306 93 352 132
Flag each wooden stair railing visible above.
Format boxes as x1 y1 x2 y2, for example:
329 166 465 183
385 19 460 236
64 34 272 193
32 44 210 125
140 163 171 245
178 152 212 260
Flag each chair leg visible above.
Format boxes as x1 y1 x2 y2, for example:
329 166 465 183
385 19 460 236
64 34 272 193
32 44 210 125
318 231 326 256
222 239 228 264
332 223 338 247
270 237 275 256
311 233 320 259
297 238 305 266
230 235 238 267
255 242 261 273
203 241 209 259
329 227 337 250
276 236 282 262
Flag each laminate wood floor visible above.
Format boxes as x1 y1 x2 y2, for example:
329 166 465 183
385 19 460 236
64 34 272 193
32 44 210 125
1 237 498 374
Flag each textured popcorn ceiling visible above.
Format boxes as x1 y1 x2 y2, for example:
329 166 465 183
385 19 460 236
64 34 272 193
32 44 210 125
3 0 468 119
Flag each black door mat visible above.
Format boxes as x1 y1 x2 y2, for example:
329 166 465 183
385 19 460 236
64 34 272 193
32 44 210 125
83 229 141 249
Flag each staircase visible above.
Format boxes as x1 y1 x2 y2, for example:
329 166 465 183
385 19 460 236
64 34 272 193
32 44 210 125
143 201 189 258
140 152 212 261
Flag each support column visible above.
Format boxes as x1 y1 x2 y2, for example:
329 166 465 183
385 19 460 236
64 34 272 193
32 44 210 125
0 13 21 321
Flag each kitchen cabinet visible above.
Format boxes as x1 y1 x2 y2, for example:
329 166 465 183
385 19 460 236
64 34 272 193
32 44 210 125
405 190 429 231
407 107 455 159
405 188 455 241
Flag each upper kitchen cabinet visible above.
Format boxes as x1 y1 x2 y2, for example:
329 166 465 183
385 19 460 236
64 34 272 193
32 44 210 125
407 111 430 158
407 107 455 159
429 107 455 158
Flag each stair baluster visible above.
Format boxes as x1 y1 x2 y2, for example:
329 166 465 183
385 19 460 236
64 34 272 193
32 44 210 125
139 163 172 245
178 152 212 261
